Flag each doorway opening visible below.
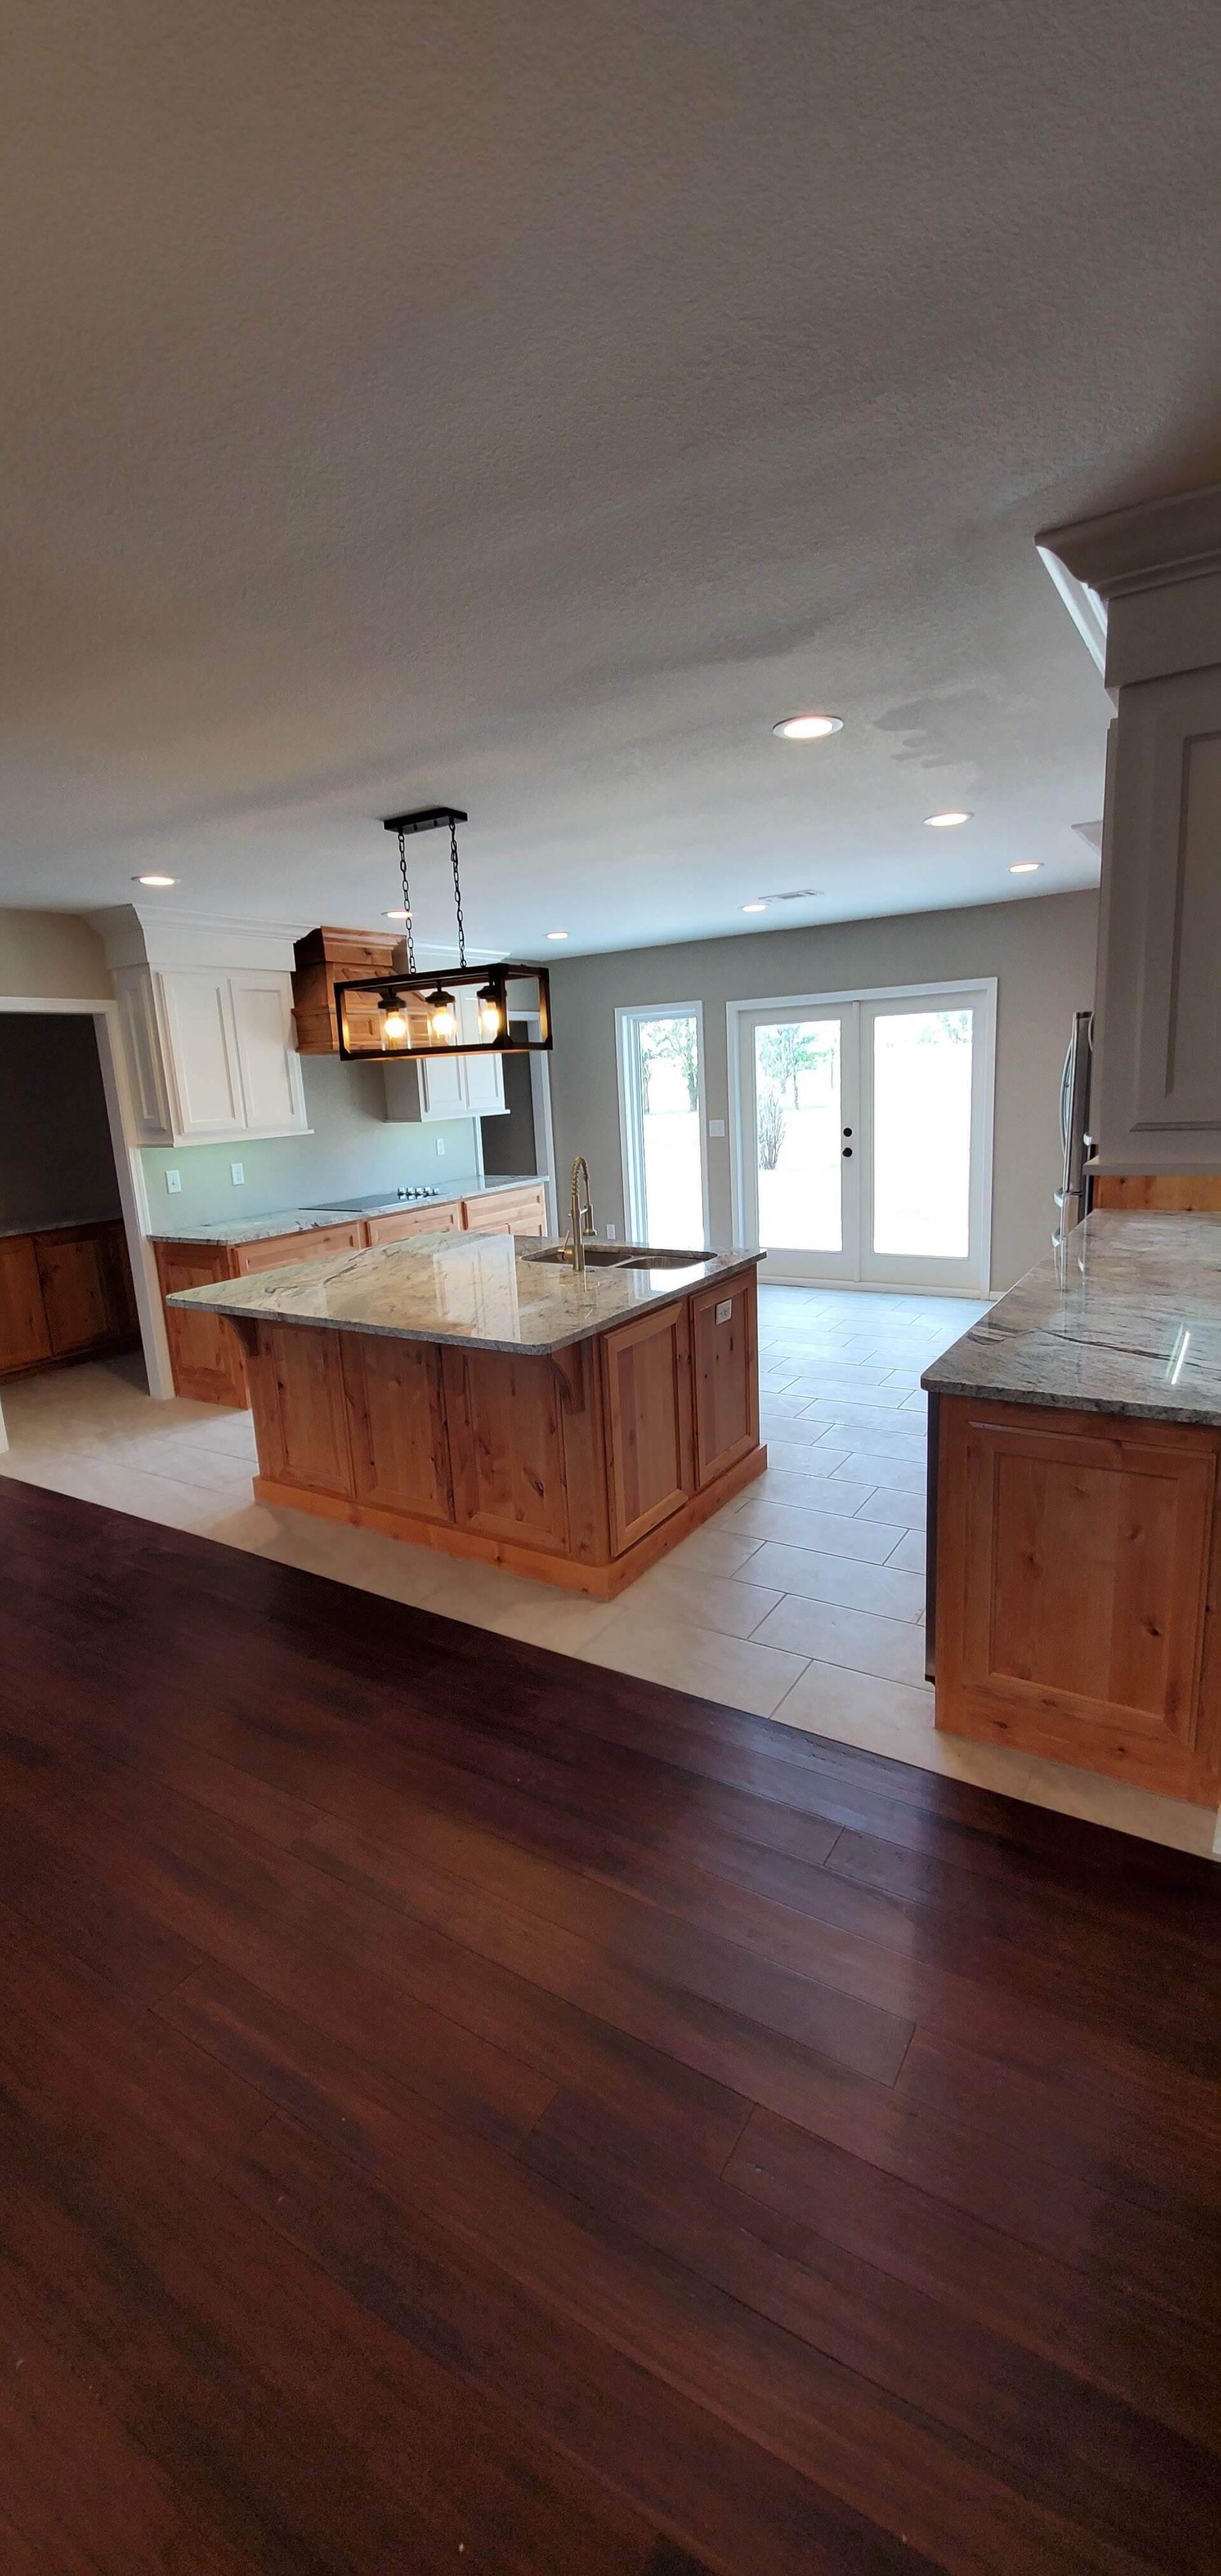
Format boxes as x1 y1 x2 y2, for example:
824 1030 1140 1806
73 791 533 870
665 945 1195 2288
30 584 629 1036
731 982 995 1292
0 1012 141 1387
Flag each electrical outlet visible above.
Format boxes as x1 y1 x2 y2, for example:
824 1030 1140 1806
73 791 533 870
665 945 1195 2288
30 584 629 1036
230 1162 245 1186
435 1136 446 1154
166 1169 182 1194
604 1222 617 1240
708 1117 726 1138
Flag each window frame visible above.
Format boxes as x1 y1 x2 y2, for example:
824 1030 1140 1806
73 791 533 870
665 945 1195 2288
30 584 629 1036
615 999 711 1248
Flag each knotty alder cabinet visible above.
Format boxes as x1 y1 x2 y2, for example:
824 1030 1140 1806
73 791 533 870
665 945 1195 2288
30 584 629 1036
0 1221 137 1379
934 1394 1221 1805
156 1185 547 1405
235 1264 762 1596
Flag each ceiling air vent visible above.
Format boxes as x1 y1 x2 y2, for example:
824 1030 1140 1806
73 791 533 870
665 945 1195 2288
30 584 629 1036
769 888 822 902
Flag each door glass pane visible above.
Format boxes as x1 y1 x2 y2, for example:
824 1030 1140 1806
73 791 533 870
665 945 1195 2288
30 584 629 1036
635 1015 703 1242
873 1009 973 1256
753 1019 842 1250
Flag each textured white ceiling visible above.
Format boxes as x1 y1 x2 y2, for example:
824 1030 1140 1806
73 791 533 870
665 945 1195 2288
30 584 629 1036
2 1 1218 954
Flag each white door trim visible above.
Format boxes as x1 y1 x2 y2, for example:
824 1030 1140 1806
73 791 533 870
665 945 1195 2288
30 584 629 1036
616 998 711 1247
727 978 997 1294
0 995 174 1421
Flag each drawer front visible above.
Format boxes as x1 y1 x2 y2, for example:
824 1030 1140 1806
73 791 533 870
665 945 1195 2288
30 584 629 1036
462 1186 546 1237
364 1202 461 1244
234 1223 364 1274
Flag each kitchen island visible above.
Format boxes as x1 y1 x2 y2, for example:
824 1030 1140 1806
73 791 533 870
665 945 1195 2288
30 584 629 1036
170 1229 764 1595
923 1211 1221 1806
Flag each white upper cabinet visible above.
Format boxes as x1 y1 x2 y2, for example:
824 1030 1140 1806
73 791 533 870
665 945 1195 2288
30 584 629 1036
115 960 308 1147
382 986 507 1123
160 970 246 1138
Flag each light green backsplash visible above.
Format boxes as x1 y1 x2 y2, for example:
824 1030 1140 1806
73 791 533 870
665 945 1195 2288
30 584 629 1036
139 1054 479 1228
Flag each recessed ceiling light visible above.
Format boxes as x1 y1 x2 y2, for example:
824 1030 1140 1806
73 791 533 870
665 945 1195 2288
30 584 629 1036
924 811 971 828
1009 861 1041 874
384 909 411 919
742 901 768 914
773 713 843 740
134 872 176 886
546 930 569 941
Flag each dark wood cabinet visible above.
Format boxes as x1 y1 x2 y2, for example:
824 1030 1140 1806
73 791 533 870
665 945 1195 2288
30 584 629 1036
0 1220 137 1379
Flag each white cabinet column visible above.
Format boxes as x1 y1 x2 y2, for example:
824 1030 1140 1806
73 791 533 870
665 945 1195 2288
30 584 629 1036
1040 485 1221 1178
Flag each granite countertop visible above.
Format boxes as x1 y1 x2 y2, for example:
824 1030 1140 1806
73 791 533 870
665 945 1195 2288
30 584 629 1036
923 1211 1221 1426
0 1213 121 1241
145 1174 545 1247
169 1231 762 1355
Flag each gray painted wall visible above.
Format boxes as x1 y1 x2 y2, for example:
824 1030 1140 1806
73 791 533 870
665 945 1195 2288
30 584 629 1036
0 1013 121 1230
547 890 1100 1293
139 1054 480 1229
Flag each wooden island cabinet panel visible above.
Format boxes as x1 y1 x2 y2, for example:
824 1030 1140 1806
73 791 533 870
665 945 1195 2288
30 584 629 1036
230 1261 764 1596
691 1271 758 1489
602 1300 693 1553
442 1346 572 1557
343 1334 453 1525
935 1393 1221 1804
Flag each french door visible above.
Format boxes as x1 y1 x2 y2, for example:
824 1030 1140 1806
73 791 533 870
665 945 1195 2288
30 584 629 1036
735 984 993 1291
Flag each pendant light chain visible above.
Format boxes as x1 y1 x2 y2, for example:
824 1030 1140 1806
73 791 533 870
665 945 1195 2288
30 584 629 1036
449 815 467 970
396 830 416 972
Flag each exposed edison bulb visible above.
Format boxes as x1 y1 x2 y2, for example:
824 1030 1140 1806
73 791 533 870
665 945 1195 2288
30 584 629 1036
427 988 457 1043
476 985 502 1040
382 1009 408 1042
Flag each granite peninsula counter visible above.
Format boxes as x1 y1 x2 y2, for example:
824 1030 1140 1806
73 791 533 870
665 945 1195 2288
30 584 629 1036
922 1212 1221 1806
170 1230 766 1594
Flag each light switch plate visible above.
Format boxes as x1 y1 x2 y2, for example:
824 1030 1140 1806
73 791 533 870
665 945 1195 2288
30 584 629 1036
708 1117 726 1138
230 1162 245 1186
605 1222 617 1240
166 1169 182 1194
436 1136 446 1154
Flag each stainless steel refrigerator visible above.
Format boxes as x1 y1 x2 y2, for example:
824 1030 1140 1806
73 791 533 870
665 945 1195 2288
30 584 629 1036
1054 1009 1093 1246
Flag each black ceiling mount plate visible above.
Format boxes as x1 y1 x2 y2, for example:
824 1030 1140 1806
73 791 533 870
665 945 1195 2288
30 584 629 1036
382 806 469 834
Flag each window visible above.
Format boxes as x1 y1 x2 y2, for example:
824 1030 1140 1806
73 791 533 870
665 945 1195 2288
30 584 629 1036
616 1003 709 1247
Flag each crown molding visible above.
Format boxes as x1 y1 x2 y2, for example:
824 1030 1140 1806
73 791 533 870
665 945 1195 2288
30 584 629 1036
1037 483 1221 602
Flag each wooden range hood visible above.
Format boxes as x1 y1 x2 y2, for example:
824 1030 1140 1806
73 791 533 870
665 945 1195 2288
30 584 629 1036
291 925 401 1057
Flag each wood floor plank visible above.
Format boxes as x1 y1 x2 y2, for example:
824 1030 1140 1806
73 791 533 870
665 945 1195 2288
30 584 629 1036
0 1478 1217 2573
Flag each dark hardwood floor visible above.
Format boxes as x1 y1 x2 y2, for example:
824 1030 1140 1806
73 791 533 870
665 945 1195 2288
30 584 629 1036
1 1477 1218 2573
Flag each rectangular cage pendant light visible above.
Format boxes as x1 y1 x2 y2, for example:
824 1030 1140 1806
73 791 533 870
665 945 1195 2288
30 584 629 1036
335 961 552 1061
334 803 553 1061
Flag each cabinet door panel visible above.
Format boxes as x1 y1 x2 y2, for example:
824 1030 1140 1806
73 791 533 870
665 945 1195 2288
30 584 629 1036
456 988 506 1115
160 972 245 1136
157 1244 247 1406
247 1324 352 1495
691 1271 759 1488
0 1237 52 1374
343 1333 452 1523
35 1230 115 1356
418 1049 467 1119
230 971 306 1133
442 1347 570 1553
602 1300 693 1553
937 1396 1221 1800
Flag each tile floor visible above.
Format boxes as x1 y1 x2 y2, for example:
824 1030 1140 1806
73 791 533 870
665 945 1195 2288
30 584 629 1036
3 1282 1218 1860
